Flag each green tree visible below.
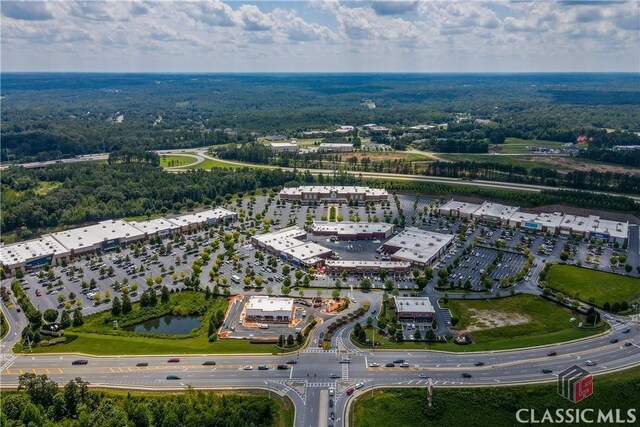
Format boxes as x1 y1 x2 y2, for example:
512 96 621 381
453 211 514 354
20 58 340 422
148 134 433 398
72 309 84 326
111 296 122 316
43 309 59 323
161 286 170 304
122 294 132 314
60 310 71 329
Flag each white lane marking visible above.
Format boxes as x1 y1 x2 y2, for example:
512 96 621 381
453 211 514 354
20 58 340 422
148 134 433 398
290 367 294 380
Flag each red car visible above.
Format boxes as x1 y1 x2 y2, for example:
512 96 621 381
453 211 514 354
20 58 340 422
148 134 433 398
346 387 355 396
168 358 180 363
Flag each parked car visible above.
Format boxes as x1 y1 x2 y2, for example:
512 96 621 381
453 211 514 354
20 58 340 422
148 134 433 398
329 399 334 408
393 359 405 364
399 362 410 368
243 365 253 370
258 365 269 370
329 387 335 396
369 362 380 367
385 363 395 368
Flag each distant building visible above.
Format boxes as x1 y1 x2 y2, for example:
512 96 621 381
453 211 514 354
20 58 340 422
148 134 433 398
439 200 482 220
279 186 389 203
334 125 354 135
324 260 411 276
472 202 520 225
318 143 353 153
301 130 331 139
0 235 70 275
383 227 455 267
311 221 394 240
50 220 146 258
251 226 332 267
269 142 300 153
394 297 435 323
264 135 287 141
245 296 294 323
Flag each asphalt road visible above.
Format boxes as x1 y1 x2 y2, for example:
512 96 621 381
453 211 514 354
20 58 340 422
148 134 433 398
1 301 638 427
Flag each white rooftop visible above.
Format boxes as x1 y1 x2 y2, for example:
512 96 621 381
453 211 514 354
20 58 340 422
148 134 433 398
246 296 293 313
168 208 236 227
281 241 332 261
1 235 70 266
130 218 180 234
253 226 307 248
384 227 454 264
440 200 482 215
279 186 388 197
318 143 353 147
586 216 628 239
395 297 435 314
51 220 145 251
474 202 519 220
533 212 565 228
270 142 299 148
312 221 394 234
560 215 591 233
509 212 539 223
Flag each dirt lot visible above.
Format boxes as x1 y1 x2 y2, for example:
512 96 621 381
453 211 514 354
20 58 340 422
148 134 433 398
533 156 640 175
460 308 531 333
338 152 435 162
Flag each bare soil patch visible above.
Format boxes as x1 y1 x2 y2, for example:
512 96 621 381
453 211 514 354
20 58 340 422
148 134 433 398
460 308 532 333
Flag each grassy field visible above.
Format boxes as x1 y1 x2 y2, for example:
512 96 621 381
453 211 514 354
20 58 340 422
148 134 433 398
172 158 275 170
444 294 605 350
547 264 640 308
497 137 566 154
15 292 278 355
436 153 564 170
352 366 640 427
354 295 605 352
159 154 200 168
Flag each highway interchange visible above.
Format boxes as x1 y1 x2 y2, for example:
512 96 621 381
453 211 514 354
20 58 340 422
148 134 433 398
1 289 639 427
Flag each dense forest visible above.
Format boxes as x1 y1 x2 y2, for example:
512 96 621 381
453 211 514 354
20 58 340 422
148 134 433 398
425 161 640 195
2 73 639 164
1 163 300 240
1 374 280 427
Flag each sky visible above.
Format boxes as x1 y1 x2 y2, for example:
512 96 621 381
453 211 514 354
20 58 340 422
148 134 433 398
1 0 639 72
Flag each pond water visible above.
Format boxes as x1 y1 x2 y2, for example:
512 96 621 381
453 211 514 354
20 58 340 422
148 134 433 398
123 315 200 335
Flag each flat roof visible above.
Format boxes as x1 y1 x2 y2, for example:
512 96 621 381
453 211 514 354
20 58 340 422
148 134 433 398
509 212 539 223
586 216 628 239
279 186 388 197
318 143 353 147
559 214 591 233
440 200 482 215
246 296 293 313
51 220 145 251
281 241 332 261
325 260 411 269
270 142 299 148
395 297 435 314
130 218 180 234
312 221 394 234
384 227 454 264
474 202 519 220
533 212 565 228
253 226 307 247
168 208 236 227
1 235 70 266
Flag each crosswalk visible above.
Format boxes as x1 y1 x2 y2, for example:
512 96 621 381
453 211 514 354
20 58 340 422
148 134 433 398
0 354 16 373
341 361 349 381
303 348 336 354
307 381 336 388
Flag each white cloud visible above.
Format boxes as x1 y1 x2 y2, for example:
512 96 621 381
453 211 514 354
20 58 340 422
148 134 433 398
0 0 638 72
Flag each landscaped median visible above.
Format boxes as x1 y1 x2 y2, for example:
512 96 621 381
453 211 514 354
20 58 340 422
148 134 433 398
13 291 277 355
350 294 607 352
349 366 640 427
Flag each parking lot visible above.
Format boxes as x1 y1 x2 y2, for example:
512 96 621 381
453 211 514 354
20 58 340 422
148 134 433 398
4 193 638 326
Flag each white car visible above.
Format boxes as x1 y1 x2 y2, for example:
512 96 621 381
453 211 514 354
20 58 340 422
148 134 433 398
243 365 253 370
585 360 597 367
354 382 364 389
369 362 380 367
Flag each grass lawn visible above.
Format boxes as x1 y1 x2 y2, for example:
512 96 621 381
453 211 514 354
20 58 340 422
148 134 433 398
353 295 606 352
174 158 275 170
547 265 640 308
0 310 8 339
159 154 200 168
351 366 640 427
497 137 566 154
15 292 278 355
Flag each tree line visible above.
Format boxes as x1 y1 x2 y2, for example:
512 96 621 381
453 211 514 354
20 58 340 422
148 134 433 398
1 374 280 427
